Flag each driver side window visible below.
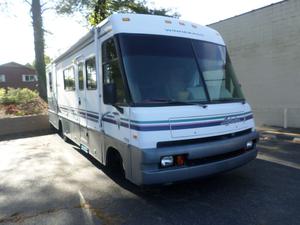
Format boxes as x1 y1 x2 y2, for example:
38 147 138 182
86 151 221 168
102 38 126 104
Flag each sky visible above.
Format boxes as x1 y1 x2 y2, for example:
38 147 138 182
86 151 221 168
0 0 283 65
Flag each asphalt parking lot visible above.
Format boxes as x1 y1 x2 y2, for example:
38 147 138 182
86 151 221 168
0 129 299 225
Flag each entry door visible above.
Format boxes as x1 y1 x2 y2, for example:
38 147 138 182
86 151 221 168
77 62 89 147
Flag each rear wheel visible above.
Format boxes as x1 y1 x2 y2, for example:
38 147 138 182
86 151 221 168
59 121 69 143
49 123 57 133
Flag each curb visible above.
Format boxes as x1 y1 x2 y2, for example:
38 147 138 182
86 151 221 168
258 127 300 143
0 114 50 138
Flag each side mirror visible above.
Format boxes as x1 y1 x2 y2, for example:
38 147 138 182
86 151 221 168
103 83 117 105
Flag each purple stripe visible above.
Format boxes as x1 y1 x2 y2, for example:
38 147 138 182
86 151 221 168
102 118 129 128
103 114 254 131
246 115 253 120
59 107 98 122
103 118 117 125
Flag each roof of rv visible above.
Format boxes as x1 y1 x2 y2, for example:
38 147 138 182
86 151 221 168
104 14 224 44
53 14 224 63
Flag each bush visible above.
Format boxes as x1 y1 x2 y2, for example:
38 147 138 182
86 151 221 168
0 88 39 104
0 88 5 102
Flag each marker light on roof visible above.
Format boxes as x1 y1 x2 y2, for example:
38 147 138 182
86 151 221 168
122 17 130 22
165 20 172 24
179 21 185 26
192 24 197 28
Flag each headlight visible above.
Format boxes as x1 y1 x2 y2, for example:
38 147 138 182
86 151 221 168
246 141 254 150
161 156 174 167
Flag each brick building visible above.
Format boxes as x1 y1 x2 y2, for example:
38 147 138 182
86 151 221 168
209 0 300 128
0 62 38 90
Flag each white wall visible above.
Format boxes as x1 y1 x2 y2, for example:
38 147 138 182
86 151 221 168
210 0 300 128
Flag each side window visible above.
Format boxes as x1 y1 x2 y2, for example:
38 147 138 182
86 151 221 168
63 66 75 91
102 38 126 104
22 74 38 82
86 57 97 90
48 72 53 92
78 62 84 90
0 74 6 82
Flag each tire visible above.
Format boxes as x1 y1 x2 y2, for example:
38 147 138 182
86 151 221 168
62 133 69 143
49 123 57 133
107 150 125 178
59 121 69 143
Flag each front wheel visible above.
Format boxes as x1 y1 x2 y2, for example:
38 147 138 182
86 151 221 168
106 150 125 178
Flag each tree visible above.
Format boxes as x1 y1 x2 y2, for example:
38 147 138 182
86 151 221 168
0 0 48 101
31 0 47 101
55 0 179 26
32 55 51 69
25 63 35 69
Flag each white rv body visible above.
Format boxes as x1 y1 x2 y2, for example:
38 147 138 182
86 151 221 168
47 14 259 185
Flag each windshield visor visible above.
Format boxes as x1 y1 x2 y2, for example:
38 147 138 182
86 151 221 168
119 34 244 105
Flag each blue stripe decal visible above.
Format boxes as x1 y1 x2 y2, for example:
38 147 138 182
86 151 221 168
59 105 99 116
130 112 252 125
102 114 253 131
87 113 99 119
59 104 254 131
103 111 252 125
58 105 99 122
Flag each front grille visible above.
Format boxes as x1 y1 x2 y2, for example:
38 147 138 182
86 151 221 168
157 129 252 148
186 147 254 167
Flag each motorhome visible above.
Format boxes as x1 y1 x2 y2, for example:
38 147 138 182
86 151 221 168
46 14 259 185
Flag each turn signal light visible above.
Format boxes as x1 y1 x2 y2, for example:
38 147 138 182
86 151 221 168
122 17 130 22
175 155 186 166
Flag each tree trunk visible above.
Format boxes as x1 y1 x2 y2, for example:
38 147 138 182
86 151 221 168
32 0 47 101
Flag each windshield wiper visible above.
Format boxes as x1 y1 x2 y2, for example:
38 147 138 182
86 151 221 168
143 98 172 103
167 100 208 108
143 99 207 108
211 98 245 104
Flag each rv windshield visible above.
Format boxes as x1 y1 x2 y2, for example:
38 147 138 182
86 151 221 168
118 34 244 105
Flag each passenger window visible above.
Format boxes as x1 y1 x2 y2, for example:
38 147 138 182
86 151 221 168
102 38 126 104
78 62 84 90
63 66 75 91
86 57 97 90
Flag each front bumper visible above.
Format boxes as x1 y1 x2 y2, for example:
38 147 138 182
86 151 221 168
130 131 259 185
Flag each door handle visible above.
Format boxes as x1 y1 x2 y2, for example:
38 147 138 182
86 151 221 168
78 98 81 105
112 112 121 129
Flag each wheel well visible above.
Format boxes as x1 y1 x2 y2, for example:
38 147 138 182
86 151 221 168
58 120 63 135
106 147 122 166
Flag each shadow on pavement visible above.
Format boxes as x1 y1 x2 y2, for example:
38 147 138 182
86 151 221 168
0 129 53 141
0 134 299 225
71 139 300 225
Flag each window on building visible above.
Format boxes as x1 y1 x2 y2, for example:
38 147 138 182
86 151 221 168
86 57 97 90
22 74 38 82
48 72 53 92
78 62 84 90
102 38 126 104
0 74 5 82
63 66 75 91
